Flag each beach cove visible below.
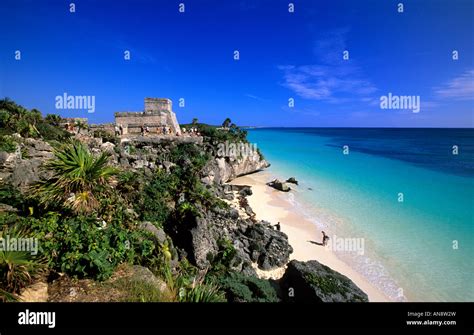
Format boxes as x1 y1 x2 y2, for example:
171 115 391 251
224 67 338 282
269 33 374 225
240 128 474 302
231 171 390 302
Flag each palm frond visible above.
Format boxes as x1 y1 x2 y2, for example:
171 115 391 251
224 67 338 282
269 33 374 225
30 140 118 213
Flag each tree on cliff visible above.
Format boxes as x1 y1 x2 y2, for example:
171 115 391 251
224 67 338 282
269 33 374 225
0 98 41 137
222 118 231 129
45 114 62 127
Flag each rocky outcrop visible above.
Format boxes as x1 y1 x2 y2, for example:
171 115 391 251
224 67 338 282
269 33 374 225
100 141 115 153
280 260 369 302
267 179 291 192
0 138 54 190
201 150 270 184
166 203 292 274
244 221 293 270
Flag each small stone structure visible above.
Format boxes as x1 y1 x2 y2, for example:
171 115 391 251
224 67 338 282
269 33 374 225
115 98 181 136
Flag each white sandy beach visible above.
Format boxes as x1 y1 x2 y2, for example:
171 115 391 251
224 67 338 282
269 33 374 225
230 171 390 302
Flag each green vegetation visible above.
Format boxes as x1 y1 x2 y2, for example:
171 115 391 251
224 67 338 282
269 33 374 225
0 135 17 153
160 262 226 303
0 98 70 141
222 117 231 129
92 129 116 144
207 238 238 273
304 272 366 301
113 278 164 302
182 117 249 144
0 133 227 301
0 224 47 301
178 281 225 302
138 169 176 226
0 99 269 303
213 271 279 302
31 140 118 214
304 272 342 295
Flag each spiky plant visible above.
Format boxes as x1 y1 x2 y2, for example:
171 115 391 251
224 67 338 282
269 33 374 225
31 140 118 213
178 280 225 303
0 225 46 301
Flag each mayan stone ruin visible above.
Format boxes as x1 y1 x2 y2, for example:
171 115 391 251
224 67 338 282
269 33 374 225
115 98 182 136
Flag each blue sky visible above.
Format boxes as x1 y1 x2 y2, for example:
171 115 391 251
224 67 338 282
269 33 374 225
1 0 473 127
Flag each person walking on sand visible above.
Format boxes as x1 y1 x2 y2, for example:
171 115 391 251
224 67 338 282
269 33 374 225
322 231 330 246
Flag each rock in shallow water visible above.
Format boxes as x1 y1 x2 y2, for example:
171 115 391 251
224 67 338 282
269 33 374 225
267 179 291 192
286 177 298 185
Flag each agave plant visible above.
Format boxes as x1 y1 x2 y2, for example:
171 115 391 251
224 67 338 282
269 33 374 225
0 225 46 301
31 140 118 213
178 279 225 303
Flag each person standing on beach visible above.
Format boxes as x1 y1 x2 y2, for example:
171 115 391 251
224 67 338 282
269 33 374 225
322 231 330 246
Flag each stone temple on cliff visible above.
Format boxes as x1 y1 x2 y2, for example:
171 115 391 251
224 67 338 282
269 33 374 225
114 98 181 136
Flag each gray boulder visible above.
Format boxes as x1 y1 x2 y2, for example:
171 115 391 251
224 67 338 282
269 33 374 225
244 222 293 270
138 221 167 244
128 265 168 292
280 260 369 302
238 186 253 196
100 141 115 153
1 139 54 190
267 179 291 192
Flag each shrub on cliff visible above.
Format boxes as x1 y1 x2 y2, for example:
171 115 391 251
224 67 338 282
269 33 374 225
36 121 71 142
93 129 116 144
0 99 70 142
0 135 17 153
139 169 177 226
0 99 59 139
213 271 279 302
31 140 118 214
20 212 162 281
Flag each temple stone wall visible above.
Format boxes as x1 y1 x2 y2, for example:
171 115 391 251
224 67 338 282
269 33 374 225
90 123 115 135
114 98 181 135
144 98 172 113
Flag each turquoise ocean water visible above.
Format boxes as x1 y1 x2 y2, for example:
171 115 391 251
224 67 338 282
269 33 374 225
247 128 474 302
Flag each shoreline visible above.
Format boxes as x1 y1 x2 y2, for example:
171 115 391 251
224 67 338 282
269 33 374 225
230 171 391 302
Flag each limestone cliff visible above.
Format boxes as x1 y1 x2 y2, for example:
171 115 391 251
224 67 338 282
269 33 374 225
0 138 54 191
201 149 270 184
